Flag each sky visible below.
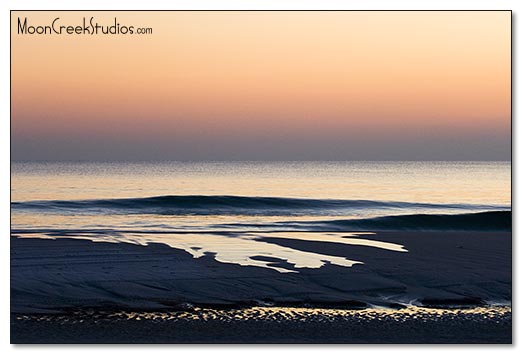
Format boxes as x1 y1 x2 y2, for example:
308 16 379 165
11 11 511 161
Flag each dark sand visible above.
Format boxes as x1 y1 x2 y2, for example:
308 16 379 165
11 306 511 344
10 232 512 343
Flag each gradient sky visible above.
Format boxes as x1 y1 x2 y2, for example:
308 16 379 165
11 11 511 161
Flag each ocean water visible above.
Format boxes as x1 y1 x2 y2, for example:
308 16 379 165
11 161 511 272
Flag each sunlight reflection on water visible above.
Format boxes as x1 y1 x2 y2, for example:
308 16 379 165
15 231 407 273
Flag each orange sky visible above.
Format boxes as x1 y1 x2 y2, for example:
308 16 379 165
11 11 511 160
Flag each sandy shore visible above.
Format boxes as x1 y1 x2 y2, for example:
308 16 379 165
11 232 511 312
11 306 511 344
10 232 511 343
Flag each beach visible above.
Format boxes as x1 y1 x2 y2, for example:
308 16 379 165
10 8 512 346
10 161 512 343
11 306 511 344
11 231 511 312
10 230 511 343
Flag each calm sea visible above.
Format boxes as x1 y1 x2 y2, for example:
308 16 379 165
11 161 511 272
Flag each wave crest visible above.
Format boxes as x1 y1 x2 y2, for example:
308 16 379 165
313 211 511 232
11 195 508 216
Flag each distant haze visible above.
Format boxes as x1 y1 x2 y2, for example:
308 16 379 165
11 11 511 161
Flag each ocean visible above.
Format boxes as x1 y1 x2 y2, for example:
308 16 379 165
11 161 510 273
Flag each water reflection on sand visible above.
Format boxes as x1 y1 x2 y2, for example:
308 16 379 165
15 305 511 324
15 231 407 273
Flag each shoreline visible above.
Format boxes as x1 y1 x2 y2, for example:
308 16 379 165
11 305 512 344
11 231 512 343
11 232 511 313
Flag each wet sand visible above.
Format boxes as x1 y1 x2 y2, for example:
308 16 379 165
10 232 512 343
11 232 511 311
11 306 511 343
